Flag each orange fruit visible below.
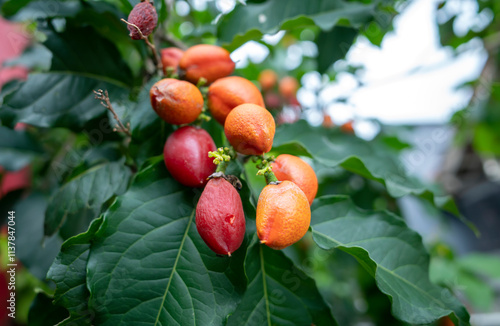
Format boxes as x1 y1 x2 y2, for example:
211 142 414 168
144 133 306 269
256 180 311 250
278 76 299 98
179 44 235 84
258 69 278 91
160 47 184 74
224 103 275 155
322 114 334 128
271 154 318 205
207 76 265 125
150 78 203 125
341 120 354 134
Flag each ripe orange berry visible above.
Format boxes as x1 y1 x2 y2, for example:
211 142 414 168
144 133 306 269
179 44 235 84
258 69 278 91
256 181 311 250
160 47 184 74
341 120 354 134
207 76 264 125
224 103 275 155
271 154 318 205
279 76 299 98
150 78 203 125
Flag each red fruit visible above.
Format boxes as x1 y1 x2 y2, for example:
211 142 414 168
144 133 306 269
0 165 30 199
196 177 245 256
127 1 158 40
163 126 216 187
161 47 184 74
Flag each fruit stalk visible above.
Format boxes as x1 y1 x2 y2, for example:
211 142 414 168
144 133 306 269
256 156 278 184
121 18 163 74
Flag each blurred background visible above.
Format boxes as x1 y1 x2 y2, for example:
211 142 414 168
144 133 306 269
1 0 499 325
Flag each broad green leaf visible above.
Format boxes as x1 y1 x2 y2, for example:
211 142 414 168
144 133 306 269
316 26 358 73
0 23 133 130
310 195 470 325
86 158 245 325
227 236 337 326
44 162 132 239
272 121 462 217
217 0 379 51
0 125 44 171
47 217 104 326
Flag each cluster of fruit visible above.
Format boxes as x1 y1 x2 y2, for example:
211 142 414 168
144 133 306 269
128 1 318 256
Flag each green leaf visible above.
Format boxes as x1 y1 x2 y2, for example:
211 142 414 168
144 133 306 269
310 195 470 325
458 254 500 279
0 125 44 171
227 236 337 326
217 0 379 51
0 23 133 130
47 217 104 326
0 73 128 129
316 26 358 73
272 121 462 217
86 158 244 325
44 162 132 239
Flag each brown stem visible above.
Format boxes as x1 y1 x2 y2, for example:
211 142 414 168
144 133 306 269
121 18 164 74
93 89 132 137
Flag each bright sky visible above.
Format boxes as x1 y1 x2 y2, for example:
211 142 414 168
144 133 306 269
229 0 488 130
341 0 487 125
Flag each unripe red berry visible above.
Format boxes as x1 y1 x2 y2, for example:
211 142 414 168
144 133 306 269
127 1 158 40
196 177 245 256
163 126 216 187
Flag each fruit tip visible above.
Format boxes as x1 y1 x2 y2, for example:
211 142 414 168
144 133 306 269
260 240 266 244
227 252 231 257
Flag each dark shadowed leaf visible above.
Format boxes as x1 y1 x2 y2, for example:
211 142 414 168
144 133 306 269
310 195 470 325
28 292 69 326
15 192 63 280
0 125 44 171
316 26 358 73
0 24 133 130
